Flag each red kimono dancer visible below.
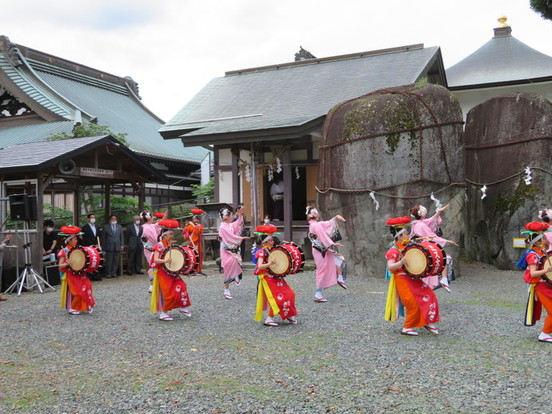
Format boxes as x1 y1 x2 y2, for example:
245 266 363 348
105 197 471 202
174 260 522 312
523 241 552 342
58 237 95 315
385 226 440 336
254 238 297 326
184 217 204 273
149 235 191 321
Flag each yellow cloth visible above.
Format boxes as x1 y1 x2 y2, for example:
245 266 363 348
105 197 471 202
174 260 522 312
254 274 280 321
59 272 67 309
525 283 536 326
384 272 397 322
149 269 161 313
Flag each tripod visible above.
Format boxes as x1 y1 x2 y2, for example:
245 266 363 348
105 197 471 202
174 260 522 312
5 221 56 296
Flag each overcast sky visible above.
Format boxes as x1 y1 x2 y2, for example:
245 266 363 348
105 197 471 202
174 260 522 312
1 0 551 121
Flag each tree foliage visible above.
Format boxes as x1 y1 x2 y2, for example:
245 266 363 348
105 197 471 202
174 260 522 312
191 178 214 202
530 0 552 20
47 123 129 146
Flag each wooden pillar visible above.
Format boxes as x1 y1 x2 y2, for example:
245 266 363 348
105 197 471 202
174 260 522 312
231 147 239 207
35 175 45 270
213 149 220 203
283 148 293 242
73 184 80 225
104 181 111 223
138 181 145 212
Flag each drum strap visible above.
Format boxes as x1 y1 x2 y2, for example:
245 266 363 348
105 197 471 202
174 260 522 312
254 274 280 321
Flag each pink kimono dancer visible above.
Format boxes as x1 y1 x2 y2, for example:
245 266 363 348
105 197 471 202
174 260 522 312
219 215 245 285
309 218 339 295
142 223 161 281
220 248 243 284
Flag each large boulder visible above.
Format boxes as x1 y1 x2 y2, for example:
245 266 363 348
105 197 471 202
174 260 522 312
464 92 552 269
318 83 465 277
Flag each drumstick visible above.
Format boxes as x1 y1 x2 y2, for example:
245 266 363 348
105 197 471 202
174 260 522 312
96 236 102 251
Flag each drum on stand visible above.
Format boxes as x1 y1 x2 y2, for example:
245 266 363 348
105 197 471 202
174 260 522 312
68 246 102 275
402 241 446 279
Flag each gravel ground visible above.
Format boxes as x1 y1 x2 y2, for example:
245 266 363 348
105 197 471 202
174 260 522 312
0 260 549 414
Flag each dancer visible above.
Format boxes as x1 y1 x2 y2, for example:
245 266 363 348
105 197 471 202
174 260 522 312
384 216 440 336
253 225 298 326
520 221 552 343
58 226 96 315
307 206 346 302
538 209 552 247
184 209 205 274
141 211 164 293
149 219 192 321
218 206 249 299
409 204 458 292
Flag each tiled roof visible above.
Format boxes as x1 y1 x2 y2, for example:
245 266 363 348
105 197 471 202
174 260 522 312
0 36 210 164
447 26 552 88
161 44 445 143
0 135 162 179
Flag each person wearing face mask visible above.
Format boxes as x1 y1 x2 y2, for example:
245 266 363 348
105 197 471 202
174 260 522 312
125 215 144 275
42 220 58 261
101 214 124 278
81 214 102 281
385 216 440 336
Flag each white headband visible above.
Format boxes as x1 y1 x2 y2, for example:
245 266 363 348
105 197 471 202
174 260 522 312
161 229 173 238
395 227 409 239
418 206 427 216
530 233 545 245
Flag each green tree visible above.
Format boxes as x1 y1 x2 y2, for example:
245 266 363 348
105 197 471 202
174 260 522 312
530 0 552 20
47 123 129 146
191 178 214 202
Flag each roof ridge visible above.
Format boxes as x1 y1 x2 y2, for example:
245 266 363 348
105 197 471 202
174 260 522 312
225 44 425 76
28 58 129 95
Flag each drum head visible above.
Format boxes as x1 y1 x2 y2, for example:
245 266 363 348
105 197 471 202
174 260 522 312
69 249 86 272
164 247 186 274
269 248 292 276
403 248 428 276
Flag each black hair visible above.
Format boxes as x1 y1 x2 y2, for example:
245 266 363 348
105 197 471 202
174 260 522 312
44 219 54 227
87 213 96 219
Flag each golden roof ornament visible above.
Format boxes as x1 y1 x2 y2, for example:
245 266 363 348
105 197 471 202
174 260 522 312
496 15 509 28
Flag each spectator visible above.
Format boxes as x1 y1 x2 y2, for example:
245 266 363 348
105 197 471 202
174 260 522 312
125 215 144 275
270 178 284 221
0 234 12 301
101 214 124 278
81 214 99 247
42 220 58 261
81 214 102 281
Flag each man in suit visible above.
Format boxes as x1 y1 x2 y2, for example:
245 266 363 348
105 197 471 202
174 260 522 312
101 214 124 278
125 215 144 275
81 214 99 247
81 214 102 281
